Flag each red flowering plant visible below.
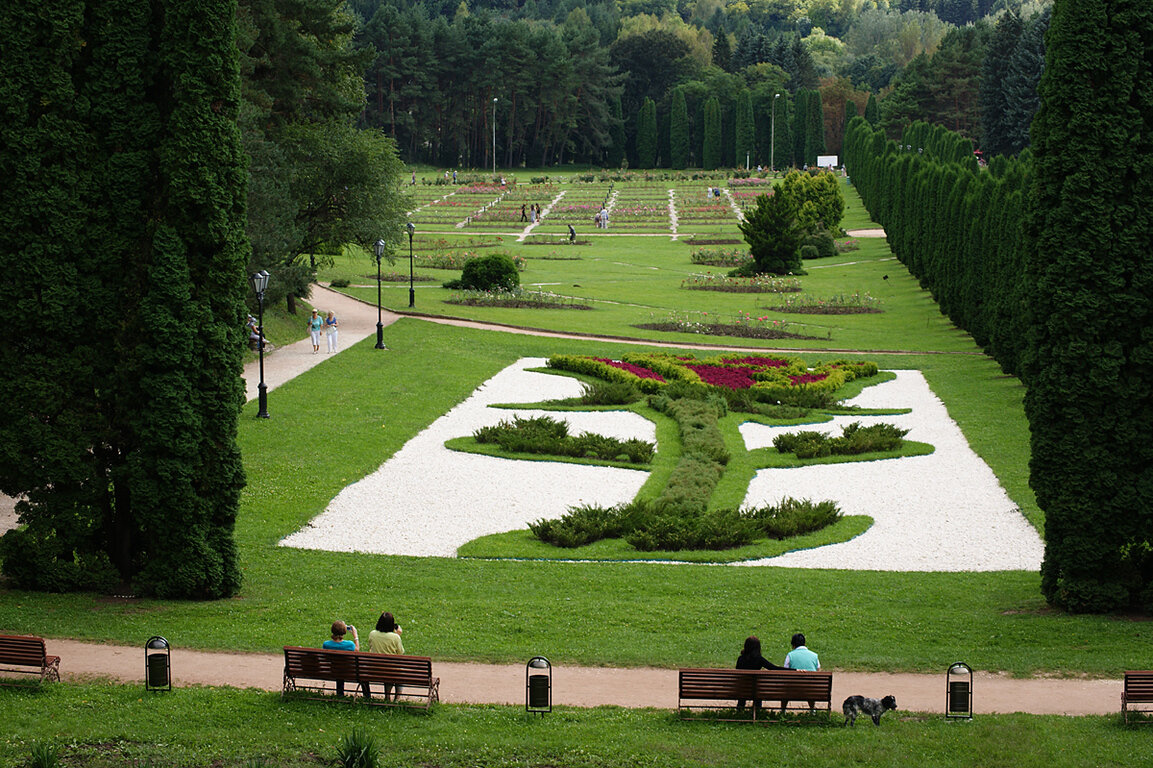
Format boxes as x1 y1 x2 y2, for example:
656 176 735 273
548 353 879 407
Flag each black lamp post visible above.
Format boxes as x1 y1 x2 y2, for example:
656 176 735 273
249 270 270 418
373 238 386 349
407 222 415 308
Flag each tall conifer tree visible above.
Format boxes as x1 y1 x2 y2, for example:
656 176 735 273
1022 0 1153 612
0 0 249 597
734 91 754 169
702 97 722 170
636 97 658 168
670 88 689 169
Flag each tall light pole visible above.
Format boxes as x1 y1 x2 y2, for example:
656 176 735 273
373 238 386 349
492 97 498 176
249 270 270 419
406 222 415 308
770 92 781 174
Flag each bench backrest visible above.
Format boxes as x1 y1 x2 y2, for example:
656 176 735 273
354 653 433 685
1124 671 1153 701
679 668 833 701
283 647 433 685
679 669 760 700
0 635 49 666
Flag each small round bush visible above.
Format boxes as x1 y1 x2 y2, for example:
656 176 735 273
458 253 520 291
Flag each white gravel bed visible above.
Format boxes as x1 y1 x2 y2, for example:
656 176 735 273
281 359 1043 572
280 358 653 557
737 370 1043 571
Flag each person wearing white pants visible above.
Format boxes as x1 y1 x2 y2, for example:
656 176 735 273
308 308 324 354
325 311 339 353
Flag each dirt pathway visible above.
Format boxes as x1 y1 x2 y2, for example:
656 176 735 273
42 638 1120 716
244 285 400 402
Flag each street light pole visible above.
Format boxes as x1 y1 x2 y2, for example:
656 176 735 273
249 270 270 419
771 92 780 174
492 97 498 176
373 238 386 349
406 222 415 308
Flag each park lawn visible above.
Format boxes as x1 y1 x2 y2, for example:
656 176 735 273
327 232 979 354
0 320 1131 678
2 683 1149 768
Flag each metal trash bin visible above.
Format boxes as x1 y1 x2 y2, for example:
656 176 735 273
526 656 551 714
946 661 972 719
145 636 171 691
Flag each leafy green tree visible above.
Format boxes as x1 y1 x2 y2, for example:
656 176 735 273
0 0 248 598
241 0 405 312
738 190 804 274
670 87 690 169
779 170 845 233
702 96 722 170
864 92 879 124
636 97 658 168
1022 0 1153 613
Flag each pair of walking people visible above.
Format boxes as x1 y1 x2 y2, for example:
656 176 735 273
307 308 339 354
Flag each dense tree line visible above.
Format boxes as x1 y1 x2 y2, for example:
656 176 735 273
0 0 249 597
844 0 1153 612
350 0 1051 168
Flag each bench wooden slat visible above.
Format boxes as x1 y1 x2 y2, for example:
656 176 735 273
1123 671 1153 724
0 634 60 685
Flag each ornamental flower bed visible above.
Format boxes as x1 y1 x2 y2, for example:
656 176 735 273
762 292 882 314
689 247 752 267
681 273 801 293
547 352 879 406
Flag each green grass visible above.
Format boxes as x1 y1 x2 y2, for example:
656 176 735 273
0 683 1148 768
0 321 1125 677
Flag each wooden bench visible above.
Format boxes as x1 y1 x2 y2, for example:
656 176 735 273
1122 671 1153 724
678 668 833 722
0 634 60 686
282 646 439 710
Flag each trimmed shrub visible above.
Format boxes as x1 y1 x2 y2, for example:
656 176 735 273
450 253 520 291
773 422 908 457
742 497 842 539
579 380 642 405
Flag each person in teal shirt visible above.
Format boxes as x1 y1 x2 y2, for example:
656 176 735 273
782 632 820 713
322 620 361 696
784 633 820 670
307 308 324 354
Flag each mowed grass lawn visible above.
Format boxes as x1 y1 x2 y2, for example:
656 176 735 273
2 176 1144 767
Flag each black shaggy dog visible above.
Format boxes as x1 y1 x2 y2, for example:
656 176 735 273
842 694 898 726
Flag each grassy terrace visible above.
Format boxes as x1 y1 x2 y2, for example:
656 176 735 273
3 174 1143 767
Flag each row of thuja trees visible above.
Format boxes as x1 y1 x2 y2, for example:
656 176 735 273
842 0 1153 613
